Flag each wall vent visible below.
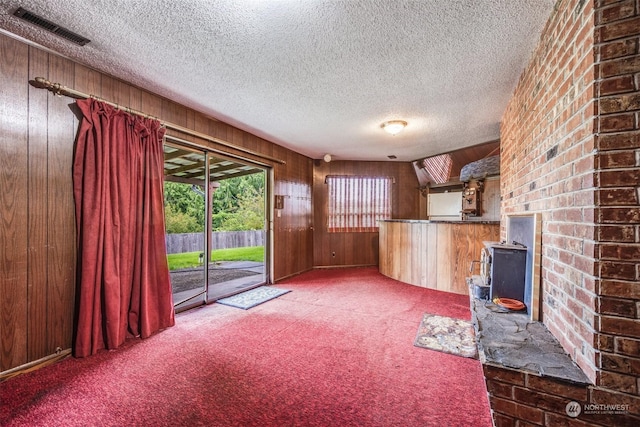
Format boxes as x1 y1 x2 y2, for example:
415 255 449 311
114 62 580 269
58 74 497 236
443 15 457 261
13 7 90 46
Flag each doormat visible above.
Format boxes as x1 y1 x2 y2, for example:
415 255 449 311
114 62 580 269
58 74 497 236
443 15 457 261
216 286 290 310
414 313 478 359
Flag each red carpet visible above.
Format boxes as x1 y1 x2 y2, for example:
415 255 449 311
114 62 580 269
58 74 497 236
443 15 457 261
0 267 492 427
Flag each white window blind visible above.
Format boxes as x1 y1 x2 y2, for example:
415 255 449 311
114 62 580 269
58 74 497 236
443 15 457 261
326 176 392 232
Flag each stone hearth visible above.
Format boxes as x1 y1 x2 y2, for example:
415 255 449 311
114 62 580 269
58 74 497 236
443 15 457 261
468 280 640 426
471 292 588 383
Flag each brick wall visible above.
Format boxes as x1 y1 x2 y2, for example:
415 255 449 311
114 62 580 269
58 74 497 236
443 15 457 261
484 364 640 426
496 0 640 424
501 0 598 380
593 0 640 397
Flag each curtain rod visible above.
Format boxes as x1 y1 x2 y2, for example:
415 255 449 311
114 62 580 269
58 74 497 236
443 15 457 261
29 77 286 165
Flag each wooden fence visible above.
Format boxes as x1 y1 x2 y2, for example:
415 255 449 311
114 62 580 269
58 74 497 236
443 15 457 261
165 230 265 254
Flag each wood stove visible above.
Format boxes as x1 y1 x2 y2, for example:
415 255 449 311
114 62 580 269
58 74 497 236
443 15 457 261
484 242 528 309
470 214 541 321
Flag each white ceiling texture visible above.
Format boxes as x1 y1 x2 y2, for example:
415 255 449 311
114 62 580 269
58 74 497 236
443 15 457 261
0 0 555 162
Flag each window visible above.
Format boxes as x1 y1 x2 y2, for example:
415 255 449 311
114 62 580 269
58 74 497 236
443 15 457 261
327 176 392 232
422 153 453 184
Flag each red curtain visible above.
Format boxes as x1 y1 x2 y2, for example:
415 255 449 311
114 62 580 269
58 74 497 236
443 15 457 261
73 98 175 358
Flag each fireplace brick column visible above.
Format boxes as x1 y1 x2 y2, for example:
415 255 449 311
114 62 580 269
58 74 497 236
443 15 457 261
593 0 640 396
497 0 640 424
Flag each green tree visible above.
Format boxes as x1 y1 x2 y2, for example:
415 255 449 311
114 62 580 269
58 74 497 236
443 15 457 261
164 182 205 232
164 172 266 233
218 189 264 231
213 173 265 231
164 204 201 233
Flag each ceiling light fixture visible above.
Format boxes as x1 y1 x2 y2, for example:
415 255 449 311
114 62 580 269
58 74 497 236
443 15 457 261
381 120 407 135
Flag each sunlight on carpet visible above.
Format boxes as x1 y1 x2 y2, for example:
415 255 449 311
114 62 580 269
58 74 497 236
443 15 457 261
414 313 478 359
216 286 290 309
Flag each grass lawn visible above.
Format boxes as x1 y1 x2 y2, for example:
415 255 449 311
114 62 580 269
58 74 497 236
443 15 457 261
167 246 264 270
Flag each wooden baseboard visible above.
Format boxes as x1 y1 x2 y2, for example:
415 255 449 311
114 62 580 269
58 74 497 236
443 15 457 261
1 348 72 382
312 264 376 270
274 264 376 283
273 268 314 283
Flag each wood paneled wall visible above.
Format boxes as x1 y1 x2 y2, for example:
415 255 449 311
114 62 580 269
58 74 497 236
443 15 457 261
379 221 499 295
313 160 420 267
1 35 77 373
0 33 313 373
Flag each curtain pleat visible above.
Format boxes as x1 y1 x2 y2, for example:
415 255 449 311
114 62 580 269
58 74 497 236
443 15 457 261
73 98 174 358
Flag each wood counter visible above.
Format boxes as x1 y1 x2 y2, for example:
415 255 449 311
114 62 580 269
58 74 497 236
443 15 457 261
378 220 499 295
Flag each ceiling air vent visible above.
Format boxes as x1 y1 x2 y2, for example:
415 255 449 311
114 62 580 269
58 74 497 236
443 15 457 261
13 7 90 46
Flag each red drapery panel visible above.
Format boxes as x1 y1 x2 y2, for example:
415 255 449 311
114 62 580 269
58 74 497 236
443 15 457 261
73 98 175 358
327 176 392 232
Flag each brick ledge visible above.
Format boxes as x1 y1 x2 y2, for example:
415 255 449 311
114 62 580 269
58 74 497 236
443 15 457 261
469 283 590 386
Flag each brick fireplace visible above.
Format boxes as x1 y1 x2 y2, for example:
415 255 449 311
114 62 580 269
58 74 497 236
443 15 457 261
487 0 640 425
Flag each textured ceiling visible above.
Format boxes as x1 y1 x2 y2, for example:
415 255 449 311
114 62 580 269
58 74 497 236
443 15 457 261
0 0 555 162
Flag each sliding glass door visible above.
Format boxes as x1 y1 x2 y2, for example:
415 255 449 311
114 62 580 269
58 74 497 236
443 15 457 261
207 155 267 300
163 142 269 311
163 145 208 310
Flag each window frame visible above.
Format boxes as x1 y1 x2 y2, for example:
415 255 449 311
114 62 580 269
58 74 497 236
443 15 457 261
326 175 393 233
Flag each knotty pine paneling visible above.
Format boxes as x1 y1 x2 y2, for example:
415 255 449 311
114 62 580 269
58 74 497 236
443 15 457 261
0 32 314 373
313 160 420 267
1 34 29 371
